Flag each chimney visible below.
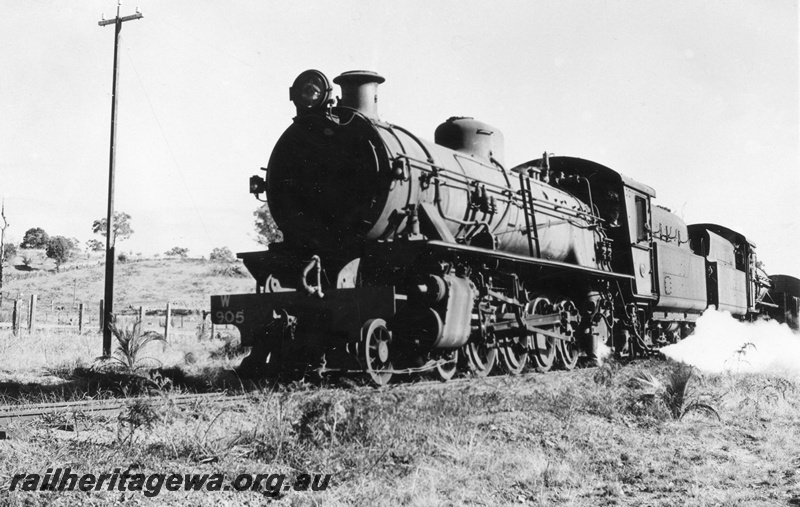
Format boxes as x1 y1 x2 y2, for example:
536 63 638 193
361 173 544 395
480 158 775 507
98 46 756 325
333 70 385 119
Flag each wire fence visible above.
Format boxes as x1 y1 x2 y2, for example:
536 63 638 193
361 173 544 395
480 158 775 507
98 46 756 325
0 295 237 341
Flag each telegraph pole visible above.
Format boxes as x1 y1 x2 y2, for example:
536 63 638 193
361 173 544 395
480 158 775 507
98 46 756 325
98 2 143 357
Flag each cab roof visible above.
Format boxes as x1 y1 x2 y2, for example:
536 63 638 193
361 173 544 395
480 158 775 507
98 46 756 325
511 156 656 197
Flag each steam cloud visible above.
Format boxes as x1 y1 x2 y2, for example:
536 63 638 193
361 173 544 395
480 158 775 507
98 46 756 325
660 310 800 375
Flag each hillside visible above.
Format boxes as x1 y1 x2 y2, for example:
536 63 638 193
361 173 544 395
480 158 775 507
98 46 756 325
0 254 255 310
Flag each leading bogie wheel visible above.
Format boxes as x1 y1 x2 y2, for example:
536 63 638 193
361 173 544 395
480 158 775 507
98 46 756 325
361 318 393 386
613 328 632 359
435 348 459 382
237 346 273 378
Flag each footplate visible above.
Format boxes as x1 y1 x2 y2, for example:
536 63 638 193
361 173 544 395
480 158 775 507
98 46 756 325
210 287 397 349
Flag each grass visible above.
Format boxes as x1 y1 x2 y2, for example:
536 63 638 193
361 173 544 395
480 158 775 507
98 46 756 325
0 351 799 505
0 326 251 403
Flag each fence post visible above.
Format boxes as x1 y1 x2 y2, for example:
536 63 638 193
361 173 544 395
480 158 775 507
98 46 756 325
12 299 20 336
28 294 37 333
99 300 104 333
78 303 85 334
138 306 144 326
164 302 172 341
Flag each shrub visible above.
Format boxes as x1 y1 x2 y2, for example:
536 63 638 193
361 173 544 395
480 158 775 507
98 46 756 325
2 242 17 263
165 247 189 259
107 320 166 372
86 239 104 252
208 263 246 278
118 398 161 446
254 203 283 246
20 227 49 249
630 362 720 421
209 246 235 263
293 394 380 447
46 236 75 272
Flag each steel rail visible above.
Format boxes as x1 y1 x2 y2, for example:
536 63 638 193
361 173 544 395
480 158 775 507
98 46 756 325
0 393 252 425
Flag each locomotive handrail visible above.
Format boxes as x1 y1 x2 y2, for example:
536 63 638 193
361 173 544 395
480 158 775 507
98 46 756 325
518 171 540 257
396 153 449 176
426 240 632 280
433 178 494 228
422 166 595 225
380 125 410 170
389 124 436 164
398 152 591 223
577 175 596 223
489 156 512 188
300 256 324 298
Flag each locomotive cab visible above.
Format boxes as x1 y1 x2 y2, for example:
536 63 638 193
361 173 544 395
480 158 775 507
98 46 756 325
514 156 657 298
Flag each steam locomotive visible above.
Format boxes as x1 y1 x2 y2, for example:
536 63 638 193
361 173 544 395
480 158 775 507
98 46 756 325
211 69 799 384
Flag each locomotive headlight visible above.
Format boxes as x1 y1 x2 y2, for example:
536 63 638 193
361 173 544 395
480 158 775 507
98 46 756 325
249 174 266 196
289 70 332 111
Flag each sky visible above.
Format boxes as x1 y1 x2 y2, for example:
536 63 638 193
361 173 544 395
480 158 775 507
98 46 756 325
1 1 798 276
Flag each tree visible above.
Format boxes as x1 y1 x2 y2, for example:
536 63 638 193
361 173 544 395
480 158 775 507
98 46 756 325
209 246 235 263
86 239 104 252
165 247 189 259
20 227 49 249
92 212 134 242
46 236 75 272
254 204 283 246
2 243 17 263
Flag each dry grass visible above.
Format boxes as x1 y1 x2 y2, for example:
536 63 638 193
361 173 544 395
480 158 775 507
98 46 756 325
0 352 798 505
0 330 97 380
0 326 248 403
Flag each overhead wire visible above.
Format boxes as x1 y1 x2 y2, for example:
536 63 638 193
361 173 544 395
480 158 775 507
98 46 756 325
123 46 213 247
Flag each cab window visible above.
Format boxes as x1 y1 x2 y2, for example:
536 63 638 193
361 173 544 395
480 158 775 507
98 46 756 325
635 196 648 242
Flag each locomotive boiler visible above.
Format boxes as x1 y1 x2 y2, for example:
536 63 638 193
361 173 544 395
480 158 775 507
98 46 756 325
211 69 793 384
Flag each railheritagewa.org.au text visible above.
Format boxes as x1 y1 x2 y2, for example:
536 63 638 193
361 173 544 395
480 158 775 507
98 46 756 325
9 468 332 497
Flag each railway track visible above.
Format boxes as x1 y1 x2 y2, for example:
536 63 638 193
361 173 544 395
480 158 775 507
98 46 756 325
0 392 253 427
0 365 591 436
